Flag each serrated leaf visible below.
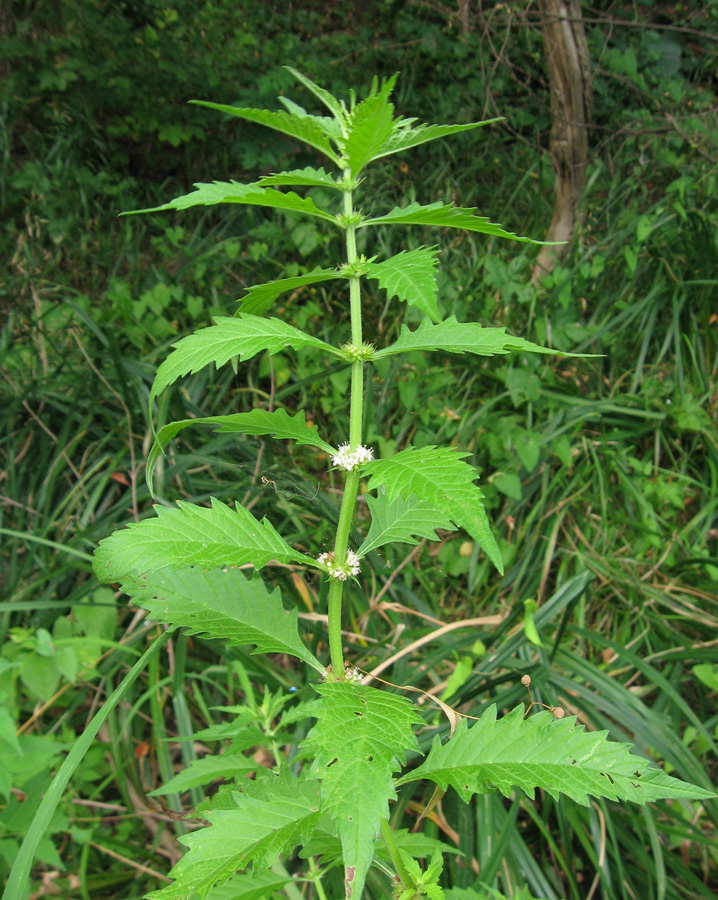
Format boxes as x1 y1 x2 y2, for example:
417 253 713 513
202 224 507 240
357 493 456 557
189 101 342 165
150 315 339 412
397 705 717 806
148 770 321 900
360 201 550 244
363 447 502 574
239 268 341 315
147 409 334 496
93 498 316 582
120 568 322 671
149 753 259 796
374 316 578 360
302 682 422 900
342 77 396 177
256 167 341 190
284 67 348 129
371 118 503 162
366 247 440 322
129 180 339 222
205 871 292 900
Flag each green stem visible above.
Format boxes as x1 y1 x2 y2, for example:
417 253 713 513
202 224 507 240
380 818 413 892
326 176 365 677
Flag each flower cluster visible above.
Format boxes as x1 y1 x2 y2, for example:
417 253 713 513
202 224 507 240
331 443 374 472
317 549 361 581
343 665 364 684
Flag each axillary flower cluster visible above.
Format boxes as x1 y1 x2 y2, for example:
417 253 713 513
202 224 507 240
331 442 374 471
316 549 361 581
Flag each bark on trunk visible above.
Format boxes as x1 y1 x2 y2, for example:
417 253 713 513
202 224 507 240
532 0 592 284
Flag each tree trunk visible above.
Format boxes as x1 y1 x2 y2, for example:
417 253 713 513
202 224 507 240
532 0 592 284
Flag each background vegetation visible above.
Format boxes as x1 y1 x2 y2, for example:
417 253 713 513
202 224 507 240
1 1 717 898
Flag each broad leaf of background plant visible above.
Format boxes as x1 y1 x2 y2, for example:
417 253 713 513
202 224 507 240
302 682 422 900
93 498 316 582
189 101 343 165
239 269 342 315
146 409 334 496
363 447 502 573
397 705 717 805
256 167 341 189
374 316 574 360
357 493 456 557
371 118 503 161
150 315 340 412
342 78 396 177
360 201 550 244
148 770 321 900
131 180 339 222
149 753 259 796
366 248 440 322
120 568 323 671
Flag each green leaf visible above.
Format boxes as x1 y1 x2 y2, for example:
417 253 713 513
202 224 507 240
357 493 456 557
363 447 503 574
256 167 341 190
205 871 292 900
360 201 550 244
149 753 259 796
366 247 440 322
147 409 334 496
239 268 341 315
342 77 396 177
129 181 339 223
284 66 348 129
397 705 717 806
150 315 339 412
370 118 503 162
120 568 322 671
148 770 321 900
93 498 316 582
302 682 421 900
189 101 342 165
374 316 573 360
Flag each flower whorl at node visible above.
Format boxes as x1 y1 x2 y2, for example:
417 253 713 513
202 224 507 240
340 341 375 362
343 664 364 684
332 443 374 472
317 549 361 581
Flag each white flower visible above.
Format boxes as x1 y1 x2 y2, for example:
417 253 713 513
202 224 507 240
317 549 362 580
344 665 364 684
331 443 374 472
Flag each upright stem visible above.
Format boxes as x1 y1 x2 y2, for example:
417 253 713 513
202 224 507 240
326 175 364 677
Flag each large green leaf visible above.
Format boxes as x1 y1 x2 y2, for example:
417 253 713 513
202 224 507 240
302 682 421 900
397 705 717 806
147 409 334 496
189 100 342 165
130 180 339 222
363 447 503 573
206 872 292 900
365 247 440 322
239 269 342 315
284 66 349 129
374 316 570 360
371 118 503 162
360 201 549 244
149 752 259 797
357 493 456 557
121 568 323 672
148 770 321 900
256 167 341 190
93 498 316 582
342 77 396 177
150 315 339 411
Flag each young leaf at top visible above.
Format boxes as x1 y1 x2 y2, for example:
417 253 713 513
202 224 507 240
147 409 334 497
365 247 440 323
239 268 342 316
128 181 339 222
149 315 341 412
93 497 317 582
256 167 342 190
373 316 586 360
396 704 717 806
341 76 397 178
147 769 321 900
360 201 554 244
189 101 343 165
284 66 349 130
121 567 323 672
363 447 502 573
357 493 456 557
370 118 504 162
302 682 422 900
